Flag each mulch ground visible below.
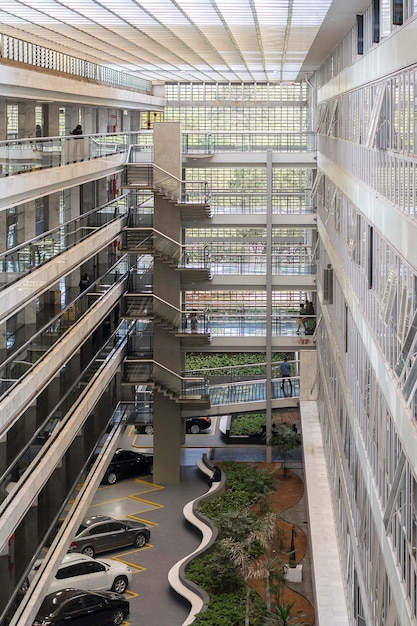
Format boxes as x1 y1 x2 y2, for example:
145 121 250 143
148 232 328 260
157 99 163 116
249 462 315 624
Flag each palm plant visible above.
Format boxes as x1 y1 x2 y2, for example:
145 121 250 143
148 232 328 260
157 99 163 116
263 600 309 625
221 512 276 626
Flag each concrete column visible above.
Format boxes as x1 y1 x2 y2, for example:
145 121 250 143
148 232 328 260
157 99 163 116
43 193 60 231
299 349 318 401
38 463 66 543
44 103 60 137
121 108 131 132
0 99 6 141
84 107 93 134
19 201 37 338
23 405 37 447
81 180 96 213
97 178 108 208
151 122 183 484
13 501 38 591
66 431 85 487
36 375 61 433
153 394 182 484
0 538 13 618
0 204 7 362
97 109 108 134
0 433 7 488
19 101 36 139
130 111 141 135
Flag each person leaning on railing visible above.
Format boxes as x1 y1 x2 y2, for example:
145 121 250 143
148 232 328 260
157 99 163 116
304 300 316 334
70 124 84 161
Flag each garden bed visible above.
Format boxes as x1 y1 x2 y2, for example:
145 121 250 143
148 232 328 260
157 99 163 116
221 409 301 445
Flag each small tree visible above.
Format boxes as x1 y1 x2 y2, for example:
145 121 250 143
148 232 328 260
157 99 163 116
266 424 302 476
222 512 276 626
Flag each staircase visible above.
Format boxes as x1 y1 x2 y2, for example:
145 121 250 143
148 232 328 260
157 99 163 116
122 360 210 408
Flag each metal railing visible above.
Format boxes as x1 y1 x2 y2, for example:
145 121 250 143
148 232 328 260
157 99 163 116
0 195 129 289
0 132 129 177
182 131 317 154
208 190 315 215
123 359 209 401
126 155 211 205
0 264 128 402
1 33 152 93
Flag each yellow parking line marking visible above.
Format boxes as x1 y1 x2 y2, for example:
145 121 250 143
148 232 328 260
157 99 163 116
131 435 153 448
111 556 147 572
128 514 159 527
124 590 139 598
129 496 164 509
85 484 164 509
134 478 164 490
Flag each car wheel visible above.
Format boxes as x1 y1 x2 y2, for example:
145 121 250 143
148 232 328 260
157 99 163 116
106 471 117 485
112 575 128 594
144 424 154 435
190 424 200 434
81 545 95 558
111 608 125 625
133 532 147 548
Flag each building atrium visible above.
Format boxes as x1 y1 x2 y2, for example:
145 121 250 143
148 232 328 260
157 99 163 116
1 0 417 625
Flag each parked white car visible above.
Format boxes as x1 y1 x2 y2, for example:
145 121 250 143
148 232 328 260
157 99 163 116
28 553 132 595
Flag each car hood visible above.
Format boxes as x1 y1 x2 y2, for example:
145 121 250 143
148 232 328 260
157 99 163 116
95 590 126 601
98 558 131 573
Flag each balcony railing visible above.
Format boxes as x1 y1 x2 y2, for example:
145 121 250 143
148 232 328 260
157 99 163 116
0 264 128 401
1 33 152 93
0 195 129 290
0 132 130 177
182 131 317 154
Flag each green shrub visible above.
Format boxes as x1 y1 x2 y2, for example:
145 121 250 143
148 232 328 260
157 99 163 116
186 352 286 375
187 547 242 594
230 412 266 436
188 462 278 625
192 589 265 625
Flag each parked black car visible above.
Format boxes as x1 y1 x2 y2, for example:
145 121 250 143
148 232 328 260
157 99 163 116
186 416 212 434
32 587 129 625
93 448 153 484
135 415 212 435
67 514 151 558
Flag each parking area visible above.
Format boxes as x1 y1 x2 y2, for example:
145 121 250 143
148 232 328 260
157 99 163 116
56 421 219 625
41 415 268 625
76 466 208 625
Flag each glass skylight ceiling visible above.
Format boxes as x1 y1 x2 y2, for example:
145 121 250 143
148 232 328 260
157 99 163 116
0 0 333 82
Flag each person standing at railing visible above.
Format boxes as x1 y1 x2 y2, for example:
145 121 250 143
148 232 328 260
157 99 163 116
296 302 307 335
280 357 292 396
304 300 316 334
70 124 84 161
79 272 91 293
188 310 198 332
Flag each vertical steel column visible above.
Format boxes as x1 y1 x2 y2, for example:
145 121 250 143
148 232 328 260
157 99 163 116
266 150 273 463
